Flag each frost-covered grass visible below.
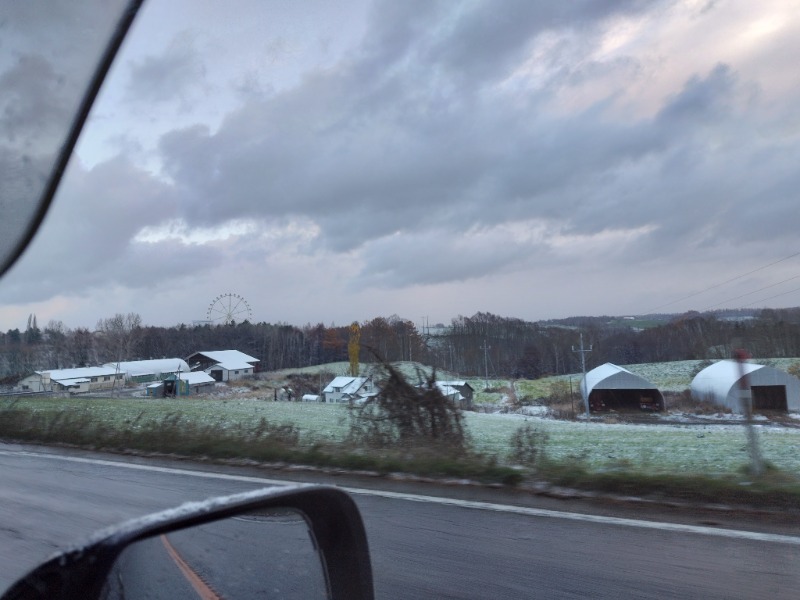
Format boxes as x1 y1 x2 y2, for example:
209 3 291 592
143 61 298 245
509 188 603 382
5 396 799 477
621 360 705 391
0 397 351 441
464 413 800 475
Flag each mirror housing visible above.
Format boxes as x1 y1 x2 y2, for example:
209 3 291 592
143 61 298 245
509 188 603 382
1 485 373 600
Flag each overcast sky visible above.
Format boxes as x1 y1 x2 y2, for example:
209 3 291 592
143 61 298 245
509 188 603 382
1 0 799 330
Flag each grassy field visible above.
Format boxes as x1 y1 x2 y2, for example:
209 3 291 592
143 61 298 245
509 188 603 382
4 395 798 477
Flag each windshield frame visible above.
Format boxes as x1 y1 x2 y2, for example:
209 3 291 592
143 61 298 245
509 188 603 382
0 0 146 279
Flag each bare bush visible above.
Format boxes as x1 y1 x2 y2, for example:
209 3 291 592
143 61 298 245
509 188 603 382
509 422 548 467
348 361 467 452
666 390 729 414
536 380 578 420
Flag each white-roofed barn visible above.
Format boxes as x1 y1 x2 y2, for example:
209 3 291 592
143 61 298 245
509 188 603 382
185 350 260 382
580 363 664 412
690 360 800 413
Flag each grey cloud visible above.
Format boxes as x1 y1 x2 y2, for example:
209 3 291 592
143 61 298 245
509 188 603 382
355 230 541 288
656 64 735 127
1 156 224 303
125 34 208 105
146 2 800 291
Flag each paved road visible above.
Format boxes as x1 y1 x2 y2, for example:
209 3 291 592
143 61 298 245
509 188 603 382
0 444 798 598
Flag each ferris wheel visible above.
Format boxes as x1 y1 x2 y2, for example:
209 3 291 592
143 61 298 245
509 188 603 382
207 293 253 325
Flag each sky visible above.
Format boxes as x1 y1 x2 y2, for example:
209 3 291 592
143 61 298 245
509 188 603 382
1 0 800 331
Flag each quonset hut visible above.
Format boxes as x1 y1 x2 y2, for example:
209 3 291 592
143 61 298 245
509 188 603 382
580 363 664 412
690 360 800 413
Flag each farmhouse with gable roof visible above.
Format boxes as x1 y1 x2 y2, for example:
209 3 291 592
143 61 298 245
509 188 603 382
185 350 260 382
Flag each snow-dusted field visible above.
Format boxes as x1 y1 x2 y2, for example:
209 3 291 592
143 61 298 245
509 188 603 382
464 412 800 474
6 396 799 476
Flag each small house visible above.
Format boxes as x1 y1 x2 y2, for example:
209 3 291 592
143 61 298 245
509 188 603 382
438 380 474 409
322 376 377 403
150 372 217 397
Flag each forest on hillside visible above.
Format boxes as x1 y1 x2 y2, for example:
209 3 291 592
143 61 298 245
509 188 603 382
3 308 800 382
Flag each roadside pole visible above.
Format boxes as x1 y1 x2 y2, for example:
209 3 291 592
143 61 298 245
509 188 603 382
734 348 764 476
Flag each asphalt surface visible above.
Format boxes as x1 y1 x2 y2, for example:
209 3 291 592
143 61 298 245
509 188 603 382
0 443 798 598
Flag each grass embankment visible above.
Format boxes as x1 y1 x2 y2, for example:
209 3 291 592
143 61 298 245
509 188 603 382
0 397 519 484
2 396 799 509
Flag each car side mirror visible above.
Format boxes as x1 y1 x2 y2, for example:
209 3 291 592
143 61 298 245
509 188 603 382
1 485 373 600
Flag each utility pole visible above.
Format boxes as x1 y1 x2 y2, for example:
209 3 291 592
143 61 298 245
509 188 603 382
572 333 592 417
480 340 491 390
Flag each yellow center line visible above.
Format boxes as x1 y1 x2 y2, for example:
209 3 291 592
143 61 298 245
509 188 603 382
161 534 222 600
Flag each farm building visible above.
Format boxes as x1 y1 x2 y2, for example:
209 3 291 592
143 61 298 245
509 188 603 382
322 376 377 403
17 366 124 394
185 350 260 382
147 372 217 397
690 360 800 413
438 381 474 408
102 358 190 383
414 381 473 409
580 363 664 412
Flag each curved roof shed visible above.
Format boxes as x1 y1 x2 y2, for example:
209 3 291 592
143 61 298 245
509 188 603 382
580 363 664 412
690 360 800 413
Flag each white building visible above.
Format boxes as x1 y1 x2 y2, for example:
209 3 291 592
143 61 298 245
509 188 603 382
437 380 474 409
580 363 664 412
322 376 377 403
147 371 217 397
102 358 190 383
17 366 124 394
691 360 800 413
185 350 260 382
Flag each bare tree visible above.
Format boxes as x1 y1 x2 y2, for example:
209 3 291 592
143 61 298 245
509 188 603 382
95 312 142 363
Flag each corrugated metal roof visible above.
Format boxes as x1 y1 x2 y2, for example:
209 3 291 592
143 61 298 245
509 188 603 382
439 380 471 388
104 358 190 376
581 362 659 400
690 360 777 411
436 383 464 401
691 360 761 402
209 361 255 371
323 376 368 394
191 350 259 364
178 372 216 385
37 366 118 382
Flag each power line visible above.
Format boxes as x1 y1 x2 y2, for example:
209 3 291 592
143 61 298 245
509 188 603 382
741 284 800 308
646 250 800 313
701 274 800 311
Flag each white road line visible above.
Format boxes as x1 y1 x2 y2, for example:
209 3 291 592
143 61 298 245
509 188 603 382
3 449 800 547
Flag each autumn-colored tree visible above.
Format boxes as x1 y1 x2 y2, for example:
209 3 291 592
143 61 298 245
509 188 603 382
348 322 361 376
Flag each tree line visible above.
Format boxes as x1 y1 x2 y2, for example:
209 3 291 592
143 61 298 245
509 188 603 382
3 308 800 383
